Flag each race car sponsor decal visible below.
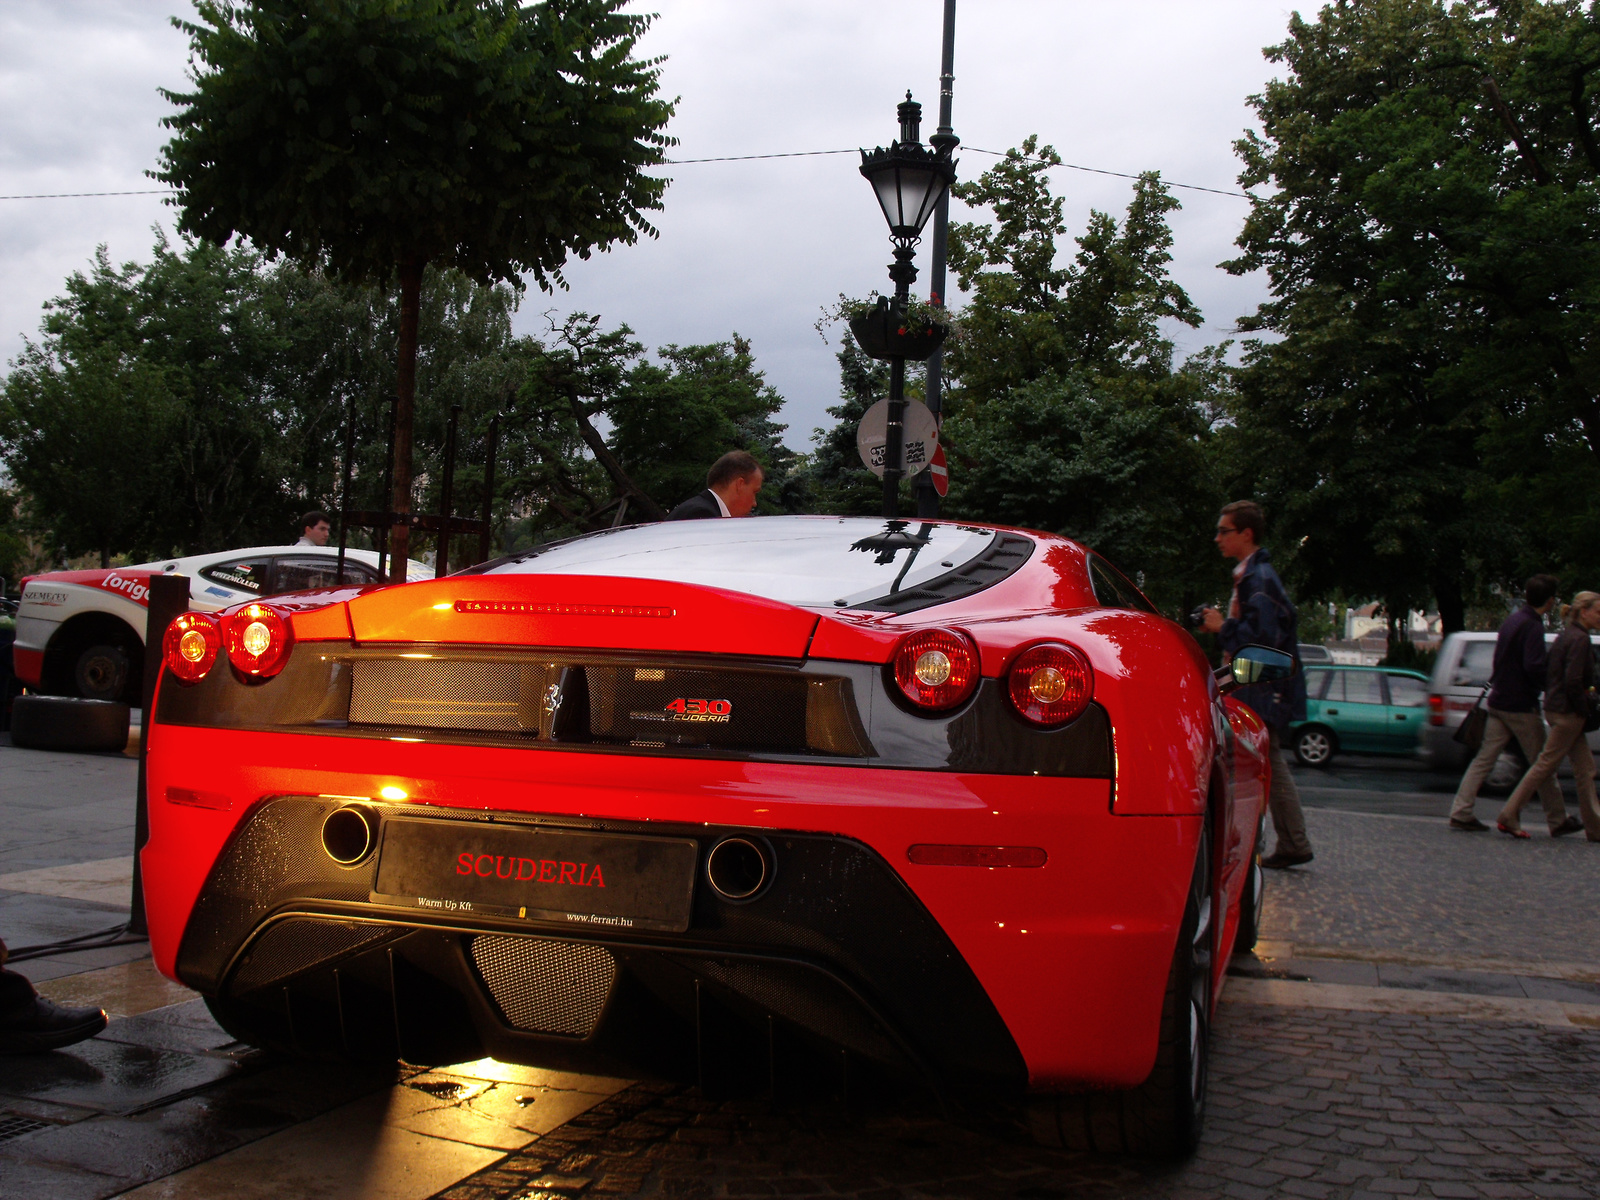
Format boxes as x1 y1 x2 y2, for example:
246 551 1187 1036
21 589 70 607
99 572 153 606
630 698 733 725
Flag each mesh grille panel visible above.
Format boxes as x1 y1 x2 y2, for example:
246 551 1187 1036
350 659 546 731
587 666 808 751
230 917 397 993
470 935 616 1036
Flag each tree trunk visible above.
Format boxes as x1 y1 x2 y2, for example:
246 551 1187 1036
390 256 424 581
1434 572 1466 634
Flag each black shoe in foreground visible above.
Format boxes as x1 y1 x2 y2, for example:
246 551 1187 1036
0 996 108 1054
1260 850 1314 870
1450 816 1491 832
1551 816 1585 838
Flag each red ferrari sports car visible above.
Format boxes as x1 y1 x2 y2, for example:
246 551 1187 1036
141 516 1286 1156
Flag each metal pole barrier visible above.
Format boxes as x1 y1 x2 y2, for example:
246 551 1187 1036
377 396 397 581
436 404 461 579
129 573 190 935
336 392 356 585
478 414 500 565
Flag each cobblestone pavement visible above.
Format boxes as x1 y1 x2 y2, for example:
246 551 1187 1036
430 1005 1600 1200
1261 808 1600 971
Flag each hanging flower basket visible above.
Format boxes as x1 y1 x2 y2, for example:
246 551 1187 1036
848 299 949 362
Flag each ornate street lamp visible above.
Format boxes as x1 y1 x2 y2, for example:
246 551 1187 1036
858 93 957 518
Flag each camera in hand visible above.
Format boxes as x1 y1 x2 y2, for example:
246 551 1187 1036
1187 605 1210 630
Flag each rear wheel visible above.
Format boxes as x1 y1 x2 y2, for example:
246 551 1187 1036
1292 726 1335 767
74 644 130 702
1029 820 1213 1157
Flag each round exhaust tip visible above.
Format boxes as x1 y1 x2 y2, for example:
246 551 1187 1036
705 837 770 902
321 805 376 866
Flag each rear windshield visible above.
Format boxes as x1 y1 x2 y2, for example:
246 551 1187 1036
482 516 1026 611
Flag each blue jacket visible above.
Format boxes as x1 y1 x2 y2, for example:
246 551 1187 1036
1488 603 1549 714
1218 547 1307 731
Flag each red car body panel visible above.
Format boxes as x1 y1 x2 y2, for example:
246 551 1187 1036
140 519 1271 1095
12 646 44 687
144 725 1195 1087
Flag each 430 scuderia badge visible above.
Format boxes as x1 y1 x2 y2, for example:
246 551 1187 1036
630 698 733 724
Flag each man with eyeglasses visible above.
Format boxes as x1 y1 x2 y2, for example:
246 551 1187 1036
1200 500 1314 868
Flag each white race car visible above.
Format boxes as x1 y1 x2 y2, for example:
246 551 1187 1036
13 545 430 704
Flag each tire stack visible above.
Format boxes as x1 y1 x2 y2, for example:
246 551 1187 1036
8 695 131 753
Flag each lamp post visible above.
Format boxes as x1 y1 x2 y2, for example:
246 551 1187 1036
859 93 956 519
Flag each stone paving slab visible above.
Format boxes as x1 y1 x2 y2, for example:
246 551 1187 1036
426 1002 1600 1200
0 738 139 873
1261 807 1600 968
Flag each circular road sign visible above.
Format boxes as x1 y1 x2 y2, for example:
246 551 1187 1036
857 398 938 479
929 443 948 497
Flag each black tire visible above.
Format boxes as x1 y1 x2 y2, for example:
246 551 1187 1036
8 694 130 753
1292 725 1336 767
74 643 131 702
1029 820 1213 1158
1233 817 1265 955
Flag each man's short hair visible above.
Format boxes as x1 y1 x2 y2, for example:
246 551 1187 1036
299 510 330 532
1220 500 1266 542
706 451 762 491
1526 574 1559 607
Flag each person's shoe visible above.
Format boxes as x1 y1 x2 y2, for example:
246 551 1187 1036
0 996 108 1054
1551 816 1585 838
1260 849 1314 869
1496 821 1531 840
1449 816 1491 832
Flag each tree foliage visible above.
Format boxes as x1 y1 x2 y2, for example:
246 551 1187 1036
931 140 1225 612
1226 0 1600 629
155 0 676 576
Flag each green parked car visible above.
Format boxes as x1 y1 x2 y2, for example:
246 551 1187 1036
1289 665 1431 767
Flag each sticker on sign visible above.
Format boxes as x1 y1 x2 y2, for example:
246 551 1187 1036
856 398 939 479
929 443 948 497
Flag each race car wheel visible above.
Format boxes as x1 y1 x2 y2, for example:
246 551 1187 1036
8 695 131 753
1292 726 1335 767
1029 819 1213 1158
74 643 131 703
1233 817 1265 955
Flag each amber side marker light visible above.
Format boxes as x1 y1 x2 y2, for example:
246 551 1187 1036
907 845 1048 867
893 628 980 711
1007 642 1093 727
222 602 293 678
163 612 222 684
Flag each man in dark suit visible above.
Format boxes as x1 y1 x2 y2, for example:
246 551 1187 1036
666 451 764 520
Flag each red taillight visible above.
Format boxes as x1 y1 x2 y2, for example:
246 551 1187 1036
163 612 222 684
1428 694 1445 726
1007 642 1094 727
892 628 980 711
222 602 293 678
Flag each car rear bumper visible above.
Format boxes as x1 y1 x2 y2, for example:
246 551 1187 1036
144 726 1198 1092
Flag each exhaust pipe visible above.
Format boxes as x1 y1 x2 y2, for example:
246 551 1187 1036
705 837 771 902
321 805 377 866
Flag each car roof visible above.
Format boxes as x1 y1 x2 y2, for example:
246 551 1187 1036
1306 663 1429 678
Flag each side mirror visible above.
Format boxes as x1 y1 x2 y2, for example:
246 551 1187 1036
1218 644 1297 691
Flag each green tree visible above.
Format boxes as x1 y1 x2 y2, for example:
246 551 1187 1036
807 335 894 517
932 140 1224 612
155 0 675 577
1225 0 1600 633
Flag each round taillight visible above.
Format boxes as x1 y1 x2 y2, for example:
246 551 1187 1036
1007 642 1093 727
893 628 980 712
162 613 221 684
223 602 293 678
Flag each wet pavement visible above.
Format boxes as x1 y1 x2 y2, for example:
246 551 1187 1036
2 738 1598 1198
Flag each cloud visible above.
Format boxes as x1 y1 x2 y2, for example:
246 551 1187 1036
0 0 1292 452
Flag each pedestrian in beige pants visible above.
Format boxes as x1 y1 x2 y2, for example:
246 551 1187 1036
1498 592 1600 840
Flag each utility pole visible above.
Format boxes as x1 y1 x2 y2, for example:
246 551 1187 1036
918 0 958 519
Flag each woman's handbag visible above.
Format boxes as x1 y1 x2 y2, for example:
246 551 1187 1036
1454 688 1489 752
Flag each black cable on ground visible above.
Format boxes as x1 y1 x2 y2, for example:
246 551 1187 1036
5 922 148 964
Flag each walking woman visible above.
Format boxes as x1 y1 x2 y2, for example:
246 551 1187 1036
1498 591 1600 840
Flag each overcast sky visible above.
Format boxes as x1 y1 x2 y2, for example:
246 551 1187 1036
0 0 1295 451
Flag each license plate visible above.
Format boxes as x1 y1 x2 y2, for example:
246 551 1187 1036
372 819 698 933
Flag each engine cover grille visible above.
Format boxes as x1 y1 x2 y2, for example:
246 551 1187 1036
470 935 616 1036
350 658 546 732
